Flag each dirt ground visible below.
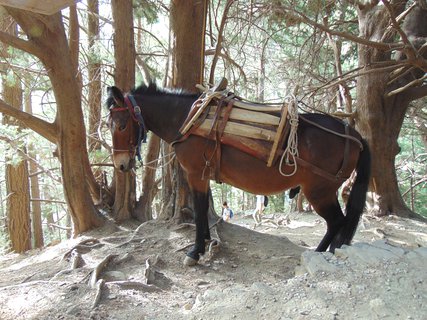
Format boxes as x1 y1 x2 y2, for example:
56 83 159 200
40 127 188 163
0 210 426 320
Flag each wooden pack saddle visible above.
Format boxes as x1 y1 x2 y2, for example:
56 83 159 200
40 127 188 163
179 78 292 171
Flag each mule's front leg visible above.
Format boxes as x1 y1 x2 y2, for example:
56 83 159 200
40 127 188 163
184 176 210 266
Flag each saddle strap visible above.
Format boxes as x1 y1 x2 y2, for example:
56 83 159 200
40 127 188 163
295 157 348 183
293 124 351 183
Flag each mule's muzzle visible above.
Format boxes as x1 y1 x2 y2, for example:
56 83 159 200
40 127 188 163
113 153 135 172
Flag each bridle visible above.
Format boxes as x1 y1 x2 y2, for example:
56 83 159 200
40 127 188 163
109 95 148 162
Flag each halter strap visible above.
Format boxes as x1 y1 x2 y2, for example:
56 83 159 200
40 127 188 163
123 95 148 162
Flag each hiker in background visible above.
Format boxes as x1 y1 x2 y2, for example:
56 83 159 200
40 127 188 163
253 195 265 224
222 201 233 222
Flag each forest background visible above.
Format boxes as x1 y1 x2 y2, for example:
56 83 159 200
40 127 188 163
0 0 426 253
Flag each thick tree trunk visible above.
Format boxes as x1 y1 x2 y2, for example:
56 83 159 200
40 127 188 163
171 0 207 90
86 0 106 205
168 0 216 222
356 2 423 218
5 9 103 234
111 0 137 221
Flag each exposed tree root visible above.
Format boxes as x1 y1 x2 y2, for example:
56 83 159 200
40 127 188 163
175 242 194 252
359 227 386 239
106 281 162 292
173 223 196 231
92 279 105 309
89 254 118 288
61 238 103 261
70 250 85 269
206 218 223 260
144 255 160 284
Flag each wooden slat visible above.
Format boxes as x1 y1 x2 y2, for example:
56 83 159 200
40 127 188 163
209 107 280 126
220 135 271 163
267 106 288 167
191 127 271 163
233 100 283 112
198 119 276 141
0 0 79 15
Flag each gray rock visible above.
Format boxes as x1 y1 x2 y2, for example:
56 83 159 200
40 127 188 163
300 251 339 276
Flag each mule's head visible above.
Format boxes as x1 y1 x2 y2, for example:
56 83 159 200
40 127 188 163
106 86 139 172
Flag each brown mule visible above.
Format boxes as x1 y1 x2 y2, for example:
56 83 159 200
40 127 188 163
106 83 371 265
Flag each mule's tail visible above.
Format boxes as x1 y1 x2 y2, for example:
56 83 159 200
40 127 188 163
332 139 371 249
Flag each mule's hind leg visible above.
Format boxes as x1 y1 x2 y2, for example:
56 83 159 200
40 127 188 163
304 190 345 252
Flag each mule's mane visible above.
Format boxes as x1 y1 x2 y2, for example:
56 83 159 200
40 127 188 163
131 82 197 98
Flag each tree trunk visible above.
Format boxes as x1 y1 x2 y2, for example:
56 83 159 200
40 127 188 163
111 0 137 221
135 134 161 221
158 142 174 219
25 89 44 248
5 161 31 252
1 16 31 253
86 0 106 205
88 0 102 152
5 9 103 234
168 0 215 222
171 0 207 90
356 2 422 218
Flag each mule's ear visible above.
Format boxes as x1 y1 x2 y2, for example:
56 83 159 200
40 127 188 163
107 86 125 108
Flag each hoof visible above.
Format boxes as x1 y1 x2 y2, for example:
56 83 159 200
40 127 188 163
183 255 198 266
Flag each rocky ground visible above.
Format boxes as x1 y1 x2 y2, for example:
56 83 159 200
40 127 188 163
0 211 426 320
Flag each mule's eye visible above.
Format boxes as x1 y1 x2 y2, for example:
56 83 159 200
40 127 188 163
119 124 127 131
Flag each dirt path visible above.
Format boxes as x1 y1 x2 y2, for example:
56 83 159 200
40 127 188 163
0 212 426 320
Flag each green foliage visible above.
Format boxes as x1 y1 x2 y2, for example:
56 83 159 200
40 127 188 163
133 0 165 23
397 121 427 217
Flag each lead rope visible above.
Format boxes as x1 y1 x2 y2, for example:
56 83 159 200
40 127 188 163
279 95 299 177
138 151 176 170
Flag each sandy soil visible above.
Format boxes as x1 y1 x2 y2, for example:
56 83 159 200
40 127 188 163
0 211 426 320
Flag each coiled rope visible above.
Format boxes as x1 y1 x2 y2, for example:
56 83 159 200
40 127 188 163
279 95 299 177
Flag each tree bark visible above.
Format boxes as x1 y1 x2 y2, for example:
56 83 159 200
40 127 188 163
88 0 102 153
25 89 44 248
1 15 31 253
170 0 207 91
111 0 137 221
4 9 103 234
168 0 218 222
356 2 425 218
135 135 161 221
